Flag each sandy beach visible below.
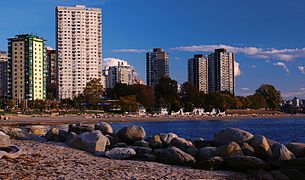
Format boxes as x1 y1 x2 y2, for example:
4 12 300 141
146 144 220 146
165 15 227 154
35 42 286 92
0 139 247 179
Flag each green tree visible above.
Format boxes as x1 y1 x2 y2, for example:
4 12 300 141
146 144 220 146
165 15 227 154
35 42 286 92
180 82 199 112
119 96 141 112
248 93 267 109
76 78 104 108
255 84 281 110
155 76 181 113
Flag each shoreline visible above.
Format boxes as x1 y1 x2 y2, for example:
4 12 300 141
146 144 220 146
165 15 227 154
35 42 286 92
0 113 304 126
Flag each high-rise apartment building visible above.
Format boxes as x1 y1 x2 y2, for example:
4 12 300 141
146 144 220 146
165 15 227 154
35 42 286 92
104 61 138 89
7 34 46 100
146 48 169 88
46 47 57 99
188 54 208 93
56 5 102 99
0 51 8 97
208 48 235 94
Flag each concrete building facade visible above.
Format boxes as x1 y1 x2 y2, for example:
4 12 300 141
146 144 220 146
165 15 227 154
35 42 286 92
146 48 169 88
7 34 46 100
188 54 208 93
56 5 102 99
0 51 8 97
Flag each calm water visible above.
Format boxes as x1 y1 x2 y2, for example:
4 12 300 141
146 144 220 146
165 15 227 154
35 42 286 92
110 117 305 144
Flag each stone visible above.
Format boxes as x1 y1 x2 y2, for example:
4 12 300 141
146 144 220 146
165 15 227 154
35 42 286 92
69 130 109 156
241 142 255 156
106 134 120 146
105 147 136 159
129 146 153 155
170 137 193 152
110 142 128 149
68 124 94 135
269 170 290 180
117 126 146 144
214 128 254 144
287 142 305 158
0 145 22 159
155 146 196 166
186 146 198 157
270 143 296 161
95 122 113 135
249 135 272 160
160 133 178 145
135 153 157 162
192 138 206 148
28 125 48 136
133 140 150 147
147 135 163 148
45 128 75 143
194 157 224 170
0 131 10 147
215 142 243 158
224 155 266 171
197 147 217 161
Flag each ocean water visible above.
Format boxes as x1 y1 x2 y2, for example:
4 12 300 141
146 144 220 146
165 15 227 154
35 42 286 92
110 117 305 144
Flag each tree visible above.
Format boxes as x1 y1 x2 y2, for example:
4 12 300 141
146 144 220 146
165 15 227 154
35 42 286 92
255 84 281 110
180 82 200 111
155 76 181 113
119 96 141 112
76 78 104 108
248 93 267 109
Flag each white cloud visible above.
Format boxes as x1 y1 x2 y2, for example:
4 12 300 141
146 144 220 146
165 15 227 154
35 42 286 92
241 88 250 91
103 58 129 67
170 44 305 61
251 65 256 68
298 66 305 74
273 62 290 75
234 61 241 77
112 49 146 53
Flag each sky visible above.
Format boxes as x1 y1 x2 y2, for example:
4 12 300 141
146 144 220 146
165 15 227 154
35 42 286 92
0 0 305 99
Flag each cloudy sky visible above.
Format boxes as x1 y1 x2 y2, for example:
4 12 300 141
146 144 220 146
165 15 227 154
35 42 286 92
0 0 305 99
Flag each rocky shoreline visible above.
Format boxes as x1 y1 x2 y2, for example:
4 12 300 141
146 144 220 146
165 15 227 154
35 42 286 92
1 123 305 179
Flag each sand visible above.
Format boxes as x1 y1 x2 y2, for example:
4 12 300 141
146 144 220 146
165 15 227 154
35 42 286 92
0 140 247 180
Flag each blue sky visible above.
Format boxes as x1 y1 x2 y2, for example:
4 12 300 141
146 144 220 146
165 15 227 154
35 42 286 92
1 0 305 99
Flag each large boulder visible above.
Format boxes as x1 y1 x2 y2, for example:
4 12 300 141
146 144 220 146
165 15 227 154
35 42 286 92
214 128 254 144
287 143 305 158
160 133 178 145
249 135 272 160
117 126 146 144
133 140 150 148
0 131 10 147
270 143 296 161
45 128 76 143
215 142 243 158
194 156 224 170
170 137 193 152
0 145 22 159
68 124 94 135
69 130 109 156
147 135 163 148
241 142 255 156
95 122 113 135
224 155 266 171
155 146 196 166
197 147 217 161
28 126 48 136
105 147 136 159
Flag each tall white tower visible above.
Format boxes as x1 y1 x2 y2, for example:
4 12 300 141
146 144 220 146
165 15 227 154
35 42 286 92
56 5 102 99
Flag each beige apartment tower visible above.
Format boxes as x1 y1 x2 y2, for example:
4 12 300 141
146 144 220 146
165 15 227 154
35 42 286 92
7 34 46 100
56 5 102 99
188 54 208 94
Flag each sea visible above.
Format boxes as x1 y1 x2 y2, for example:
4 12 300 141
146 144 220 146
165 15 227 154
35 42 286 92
110 117 305 144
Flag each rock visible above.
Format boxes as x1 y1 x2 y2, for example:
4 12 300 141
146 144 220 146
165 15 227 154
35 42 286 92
129 146 153 155
0 145 22 159
287 142 305 158
250 135 272 160
155 146 196 166
69 130 109 156
147 135 163 148
170 137 193 152
105 147 136 159
117 126 146 144
135 153 157 162
68 124 94 135
268 138 280 151
255 169 276 180
280 168 305 180
28 125 48 136
197 147 217 161
192 138 206 148
224 155 266 171
0 131 10 147
160 133 178 145
241 142 255 156
214 128 254 144
194 157 224 170
269 170 290 180
215 142 243 158
95 122 113 135
186 146 198 157
45 128 75 143
110 142 128 149
133 140 150 147
45 128 60 141
270 143 296 161
106 134 120 146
